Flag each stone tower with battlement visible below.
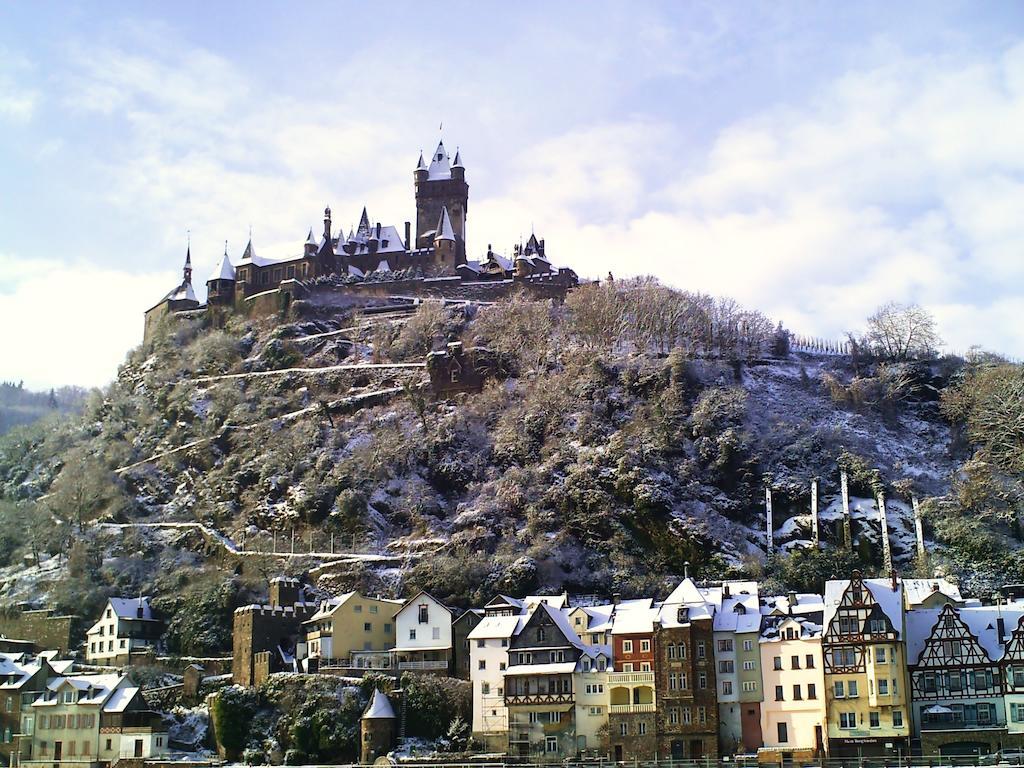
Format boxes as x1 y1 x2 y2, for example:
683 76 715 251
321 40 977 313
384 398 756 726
415 141 467 264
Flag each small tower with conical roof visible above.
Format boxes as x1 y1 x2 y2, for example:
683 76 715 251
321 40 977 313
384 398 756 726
433 206 457 266
206 240 236 307
414 140 467 263
360 689 397 764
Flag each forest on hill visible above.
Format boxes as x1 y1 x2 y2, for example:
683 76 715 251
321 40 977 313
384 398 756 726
0 279 1020 658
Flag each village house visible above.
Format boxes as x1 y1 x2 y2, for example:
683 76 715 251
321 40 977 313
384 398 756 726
758 610 827 763
653 579 720 761
822 573 912 760
504 603 586 758
906 602 1024 756
469 598 528 751
303 591 404 672
392 591 455 675
713 581 763 754
607 604 659 761
25 673 167 766
0 652 59 764
84 597 163 666
452 609 484 681
1001 611 1024 750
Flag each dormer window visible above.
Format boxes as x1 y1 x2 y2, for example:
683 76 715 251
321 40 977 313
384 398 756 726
418 604 429 624
734 604 746 615
678 607 689 623
62 691 74 704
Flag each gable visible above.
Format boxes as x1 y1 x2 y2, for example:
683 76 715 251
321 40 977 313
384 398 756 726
509 604 574 651
913 605 993 668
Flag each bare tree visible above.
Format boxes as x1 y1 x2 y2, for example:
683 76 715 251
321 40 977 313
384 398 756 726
864 302 941 360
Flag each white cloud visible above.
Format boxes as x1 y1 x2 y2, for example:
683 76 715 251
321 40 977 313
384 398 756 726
0 253 174 389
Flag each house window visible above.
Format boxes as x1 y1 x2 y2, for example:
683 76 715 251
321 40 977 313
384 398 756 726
499 662 506 671
637 722 646 735
742 681 757 692
718 639 734 652
698 673 707 689
477 639 485 648
697 641 706 659
418 604 429 623
384 623 391 633
680 672 688 688
848 680 859 697
878 679 889 695
537 627 546 642
743 660 755 671
808 683 817 700
640 662 651 672
481 682 490 694
834 681 845 698
775 686 784 702
791 655 800 669
501 639 508 647
774 657 783 670
63 691 74 704
623 640 633 653
839 712 857 729
620 723 628 736
793 685 802 700
369 605 378 614
354 605 363 613
893 710 904 728
409 629 417 640
678 643 687 659
719 661 734 673
364 622 372 632
869 618 886 634
806 654 815 668
669 707 680 725
545 736 557 753
698 706 707 724
875 647 886 663
682 707 692 724
479 660 486 670
722 681 733 695
155 737 162 747
640 640 650 653
433 627 441 640
669 673 678 690
743 639 753 652
667 645 676 660
777 722 788 743
869 711 880 729
106 739 112 751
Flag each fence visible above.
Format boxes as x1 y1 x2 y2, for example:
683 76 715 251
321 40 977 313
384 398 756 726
235 529 377 556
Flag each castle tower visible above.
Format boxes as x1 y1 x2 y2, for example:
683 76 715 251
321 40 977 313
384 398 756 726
360 689 397 764
415 141 467 263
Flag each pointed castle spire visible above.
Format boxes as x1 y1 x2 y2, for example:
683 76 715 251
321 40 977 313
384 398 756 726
357 207 371 236
435 205 455 242
452 148 463 168
416 150 427 171
183 240 192 284
427 140 451 180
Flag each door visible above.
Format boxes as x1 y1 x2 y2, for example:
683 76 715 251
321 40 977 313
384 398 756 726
690 739 704 759
671 740 685 760
54 742 62 760
134 740 144 758
614 744 623 762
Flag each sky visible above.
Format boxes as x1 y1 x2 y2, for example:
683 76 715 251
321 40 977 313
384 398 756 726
1 1 1023 389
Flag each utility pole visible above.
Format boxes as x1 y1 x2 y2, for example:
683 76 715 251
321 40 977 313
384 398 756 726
765 486 774 557
810 477 820 548
841 468 852 550
877 490 893 574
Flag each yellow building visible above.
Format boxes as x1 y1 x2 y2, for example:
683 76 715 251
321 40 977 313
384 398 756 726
823 574 911 760
758 614 827 761
303 592 403 670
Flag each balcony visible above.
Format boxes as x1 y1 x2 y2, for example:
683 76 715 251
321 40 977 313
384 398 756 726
398 660 448 670
608 671 655 684
505 692 574 706
610 703 657 714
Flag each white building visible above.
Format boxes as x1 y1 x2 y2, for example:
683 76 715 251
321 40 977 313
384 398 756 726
392 591 455 674
85 598 162 665
468 611 526 750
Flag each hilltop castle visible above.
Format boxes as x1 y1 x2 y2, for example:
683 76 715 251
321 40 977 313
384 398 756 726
144 140 577 343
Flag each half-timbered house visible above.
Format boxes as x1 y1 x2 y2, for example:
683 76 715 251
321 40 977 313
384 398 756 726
822 573 911 759
906 603 1020 756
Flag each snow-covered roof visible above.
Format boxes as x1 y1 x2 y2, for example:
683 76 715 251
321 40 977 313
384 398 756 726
468 614 525 640
208 250 236 282
524 594 568 610
824 578 904 639
452 149 463 168
904 579 963 608
457 260 481 274
613 607 659 635
363 689 395 719
761 593 826 617
427 141 451 180
103 685 139 713
714 591 761 632
304 593 353 623
236 238 297 269
374 259 391 273
505 661 578 675
435 207 455 242
35 674 126 708
0 656 41 689
906 605 1024 664
347 265 365 278
761 615 823 641
663 578 707 606
161 281 197 304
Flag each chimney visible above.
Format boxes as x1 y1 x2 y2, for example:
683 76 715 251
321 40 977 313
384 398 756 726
684 561 691 580
723 583 731 598
787 591 797 614
999 617 1007 642
931 582 940 593
891 570 899 592
404 221 411 251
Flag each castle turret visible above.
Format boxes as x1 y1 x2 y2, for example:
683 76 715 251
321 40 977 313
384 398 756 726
415 140 467 263
433 206 456 266
304 227 317 256
360 689 397 764
206 241 236 307
323 206 332 240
